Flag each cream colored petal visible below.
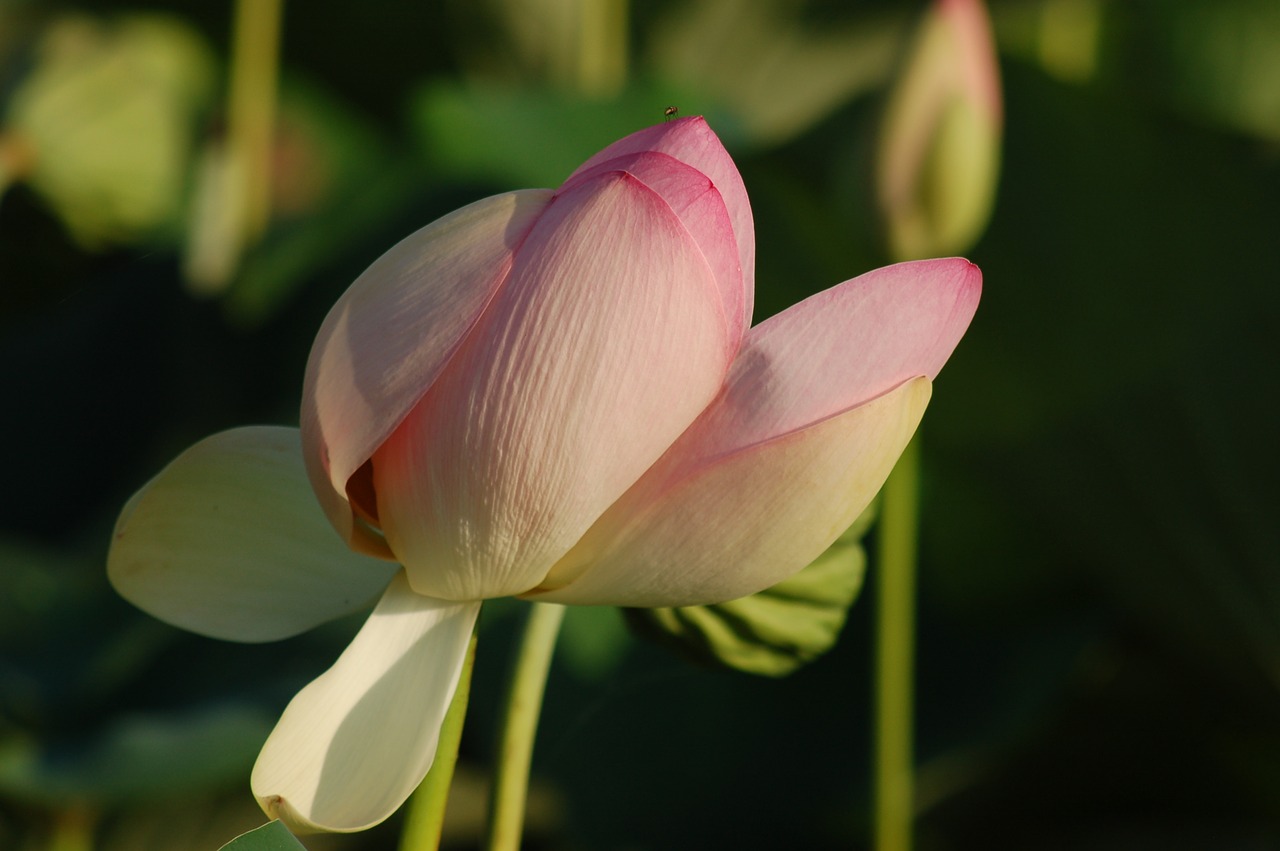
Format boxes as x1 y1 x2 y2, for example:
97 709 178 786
108 426 398 642
533 379 930 607
252 574 480 833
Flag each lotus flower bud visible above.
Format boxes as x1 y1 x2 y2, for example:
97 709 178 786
109 116 980 834
876 0 1002 260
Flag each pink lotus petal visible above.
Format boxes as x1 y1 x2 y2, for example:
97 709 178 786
686 257 979 463
301 190 554 554
374 167 735 601
940 0 1002 124
564 150 744 346
535 258 978 604
252 574 479 833
567 116 755 327
533 378 931 606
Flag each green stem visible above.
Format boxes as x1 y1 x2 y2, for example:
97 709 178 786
399 635 478 851
874 435 920 851
575 0 629 97
484 602 566 851
227 0 284 241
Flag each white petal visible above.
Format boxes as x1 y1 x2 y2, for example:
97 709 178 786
252 573 480 833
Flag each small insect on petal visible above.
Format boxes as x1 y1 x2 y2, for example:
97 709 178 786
664 106 679 122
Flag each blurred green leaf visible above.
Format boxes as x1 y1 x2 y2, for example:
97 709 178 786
1128 0 1280 140
997 0 1280 141
645 0 908 145
410 79 721 189
993 0 1105 84
218 820 307 851
625 505 873 677
0 704 270 806
2 13 216 248
557 605 632 680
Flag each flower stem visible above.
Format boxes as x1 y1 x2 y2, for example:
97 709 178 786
227 0 283 241
399 634 478 851
575 0 629 97
484 602 566 851
874 434 920 851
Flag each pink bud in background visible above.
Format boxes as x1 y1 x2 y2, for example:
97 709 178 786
877 0 1003 260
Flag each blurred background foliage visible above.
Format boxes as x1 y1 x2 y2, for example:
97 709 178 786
1 0 1278 848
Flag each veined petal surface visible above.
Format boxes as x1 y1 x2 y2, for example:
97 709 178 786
537 257 978 605
107 427 398 642
301 189 554 555
534 379 931 607
691 257 979 458
567 116 755 326
251 574 480 834
563 150 744 346
374 168 734 601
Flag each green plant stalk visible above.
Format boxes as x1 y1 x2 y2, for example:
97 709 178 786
399 634 479 851
45 806 95 851
874 435 920 851
484 602 566 851
575 0 628 97
227 0 283 241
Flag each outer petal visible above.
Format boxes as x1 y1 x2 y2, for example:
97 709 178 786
301 189 554 556
533 379 930 606
534 258 979 605
374 168 734 601
689 257 980 455
252 573 480 833
566 116 756 326
107 427 398 642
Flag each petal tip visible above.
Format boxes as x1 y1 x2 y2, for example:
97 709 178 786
257 794 314 835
